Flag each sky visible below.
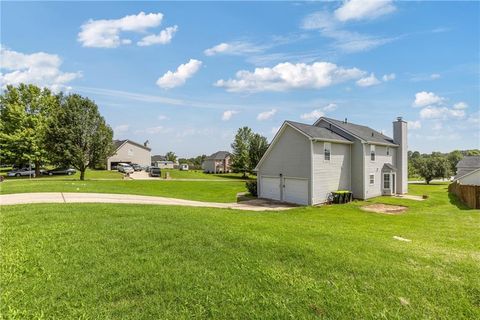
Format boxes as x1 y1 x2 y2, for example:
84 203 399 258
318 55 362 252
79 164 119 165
1 0 479 157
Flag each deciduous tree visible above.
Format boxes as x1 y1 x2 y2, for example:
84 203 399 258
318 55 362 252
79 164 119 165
231 127 253 177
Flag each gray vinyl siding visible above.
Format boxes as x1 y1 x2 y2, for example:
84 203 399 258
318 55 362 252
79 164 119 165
364 144 397 199
257 126 311 201
317 119 364 199
107 141 151 170
312 141 351 204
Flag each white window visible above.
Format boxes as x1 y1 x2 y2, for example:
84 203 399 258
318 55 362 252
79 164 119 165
324 142 331 161
386 147 390 156
370 145 376 161
369 174 375 185
383 173 390 189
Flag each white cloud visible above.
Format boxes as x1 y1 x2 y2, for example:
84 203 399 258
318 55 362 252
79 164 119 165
453 102 468 110
356 73 381 87
413 91 445 107
323 103 338 112
221 110 238 121
216 61 366 92
78 12 165 48
0 47 81 91
157 115 168 120
407 120 421 130
137 25 178 46
156 59 202 89
430 73 441 80
301 109 324 121
114 124 130 134
204 41 265 56
257 109 277 121
420 106 465 120
382 73 396 81
334 0 396 22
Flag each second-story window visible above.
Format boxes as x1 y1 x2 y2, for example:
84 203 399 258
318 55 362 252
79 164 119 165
386 146 390 156
324 142 331 161
370 145 376 161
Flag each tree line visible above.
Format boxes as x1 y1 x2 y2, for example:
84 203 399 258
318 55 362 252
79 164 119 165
0 84 114 180
230 127 269 177
409 149 480 183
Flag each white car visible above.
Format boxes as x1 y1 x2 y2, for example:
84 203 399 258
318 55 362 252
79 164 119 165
117 163 134 174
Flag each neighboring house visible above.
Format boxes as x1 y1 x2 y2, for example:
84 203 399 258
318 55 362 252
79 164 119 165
255 117 408 205
454 156 480 185
202 151 231 173
107 140 151 170
155 161 175 169
151 155 167 166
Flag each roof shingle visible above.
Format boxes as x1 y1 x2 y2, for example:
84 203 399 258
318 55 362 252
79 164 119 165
286 121 352 143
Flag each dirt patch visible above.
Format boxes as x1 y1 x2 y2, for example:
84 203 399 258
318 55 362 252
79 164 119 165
361 203 408 215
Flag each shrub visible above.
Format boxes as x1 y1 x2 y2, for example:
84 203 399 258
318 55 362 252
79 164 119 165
246 180 257 197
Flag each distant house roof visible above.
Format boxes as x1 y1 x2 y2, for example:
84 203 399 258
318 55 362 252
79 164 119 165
456 156 480 169
286 121 352 143
455 156 480 179
113 139 151 151
151 155 167 162
317 117 398 146
205 151 230 160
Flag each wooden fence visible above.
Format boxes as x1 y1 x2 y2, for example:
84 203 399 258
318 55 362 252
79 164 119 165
448 183 480 209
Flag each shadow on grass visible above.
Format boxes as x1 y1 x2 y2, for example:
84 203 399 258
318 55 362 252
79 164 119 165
448 192 473 210
211 174 254 181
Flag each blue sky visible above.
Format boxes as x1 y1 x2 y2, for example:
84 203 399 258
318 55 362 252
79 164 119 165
1 1 479 157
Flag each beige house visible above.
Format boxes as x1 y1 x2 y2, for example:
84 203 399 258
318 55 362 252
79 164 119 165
255 117 408 205
202 151 231 173
107 139 151 170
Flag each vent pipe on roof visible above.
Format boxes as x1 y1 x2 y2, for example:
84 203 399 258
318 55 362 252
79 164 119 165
344 118 348 123
144 140 149 147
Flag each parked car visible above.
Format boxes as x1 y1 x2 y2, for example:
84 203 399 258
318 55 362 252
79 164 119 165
149 167 161 177
7 168 37 177
117 163 134 174
44 168 76 176
131 163 143 171
145 166 152 173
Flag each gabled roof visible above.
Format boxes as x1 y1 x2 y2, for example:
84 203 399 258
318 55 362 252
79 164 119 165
113 139 151 151
382 163 397 172
316 117 398 146
456 156 480 169
151 155 167 162
205 151 230 160
455 167 480 181
286 121 352 143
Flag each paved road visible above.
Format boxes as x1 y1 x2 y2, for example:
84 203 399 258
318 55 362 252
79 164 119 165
0 192 294 211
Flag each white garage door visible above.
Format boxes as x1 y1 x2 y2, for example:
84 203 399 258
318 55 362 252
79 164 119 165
260 176 281 201
284 178 309 205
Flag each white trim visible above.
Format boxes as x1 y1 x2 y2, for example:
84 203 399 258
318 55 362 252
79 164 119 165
324 141 331 162
310 139 314 206
369 173 375 185
311 138 353 145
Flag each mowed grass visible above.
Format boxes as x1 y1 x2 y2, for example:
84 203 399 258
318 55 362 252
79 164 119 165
1 184 479 319
0 168 123 180
162 169 252 180
0 179 246 203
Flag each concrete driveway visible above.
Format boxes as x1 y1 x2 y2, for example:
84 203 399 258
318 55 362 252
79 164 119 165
0 192 295 211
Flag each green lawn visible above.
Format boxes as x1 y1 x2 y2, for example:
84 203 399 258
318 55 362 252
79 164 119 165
1 184 479 319
161 169 252 180
0 168 123 180
0 179 246 203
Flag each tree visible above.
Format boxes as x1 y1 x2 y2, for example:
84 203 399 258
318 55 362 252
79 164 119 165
46 94 113 180
231 127 253 177
416 156 450 184
0 84 58 176
248 133 269 171
165 151 177 162
447 150 463 176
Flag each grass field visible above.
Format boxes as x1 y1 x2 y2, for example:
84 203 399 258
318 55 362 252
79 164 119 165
0 179 247 203
1 184 479 318
162 169 252 180
0 168 123 180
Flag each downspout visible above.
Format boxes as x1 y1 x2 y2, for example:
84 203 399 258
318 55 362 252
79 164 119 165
310 139 314 205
